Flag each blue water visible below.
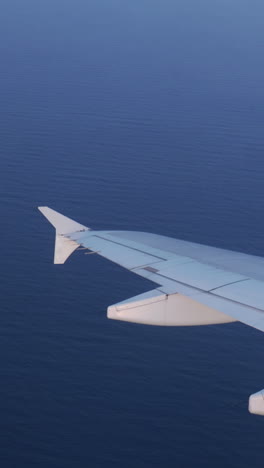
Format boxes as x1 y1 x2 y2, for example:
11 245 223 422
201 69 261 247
0 0 264 466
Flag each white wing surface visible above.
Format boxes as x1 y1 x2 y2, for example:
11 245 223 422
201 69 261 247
38 206 264 332
39 207 264 414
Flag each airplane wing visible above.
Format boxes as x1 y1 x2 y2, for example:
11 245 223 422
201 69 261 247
38 206 264 415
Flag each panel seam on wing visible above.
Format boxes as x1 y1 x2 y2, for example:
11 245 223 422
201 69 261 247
146 271 264 313
93 234 168 261
208 278 250 292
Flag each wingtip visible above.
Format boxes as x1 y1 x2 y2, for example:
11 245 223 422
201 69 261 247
38 206 48 212
38 206 89 233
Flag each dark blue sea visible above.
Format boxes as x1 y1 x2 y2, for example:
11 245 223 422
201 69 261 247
0 1 264 466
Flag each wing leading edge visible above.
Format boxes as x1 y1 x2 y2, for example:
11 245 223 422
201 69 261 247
38 207 264 415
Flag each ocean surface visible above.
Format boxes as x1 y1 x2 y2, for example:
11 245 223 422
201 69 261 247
0 1 264 466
